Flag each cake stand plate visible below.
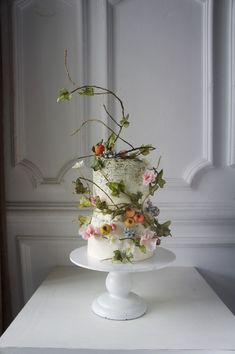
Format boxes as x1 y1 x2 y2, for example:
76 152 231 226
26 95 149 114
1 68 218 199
70 246 176 321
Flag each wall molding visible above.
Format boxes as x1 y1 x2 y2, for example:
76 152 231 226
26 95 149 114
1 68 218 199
18 157 80 188
6 200 235 220
106 0 214 189
183 0 214 186
18 235 84 302
12 0 87 187
228 0 235 167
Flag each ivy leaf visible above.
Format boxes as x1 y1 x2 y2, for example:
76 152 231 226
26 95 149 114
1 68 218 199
139 144 155 156
120 114 130 128
91 156 105 171
112 250 133 263
149 183 159 196
95 197 110 213
57 88 72 103
128 192 143 206
78 215 91 226
112 250 123 262
74 178 88 194
106 181 125 197
129 153 138 159
79 196 92 208
143 212 155 228
154 220 171 237
139 245 146 253
79 87 94 96
111 208 126 218
105 133 117 151
156 169 166 188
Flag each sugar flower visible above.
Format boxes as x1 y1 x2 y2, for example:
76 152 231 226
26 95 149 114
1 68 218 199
110 223 117 231
143 170 156 185
140 229 157 252
72 160 84 169
123 227 136 237
90 196 97 206
100 224 112 236
79 224 100 240
146 199 160 217
124 217 135 228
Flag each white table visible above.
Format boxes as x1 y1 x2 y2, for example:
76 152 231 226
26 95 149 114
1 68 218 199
1 266 235 354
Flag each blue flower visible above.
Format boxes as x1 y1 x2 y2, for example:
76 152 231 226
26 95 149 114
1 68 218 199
123 227 136 237
146 200 160 217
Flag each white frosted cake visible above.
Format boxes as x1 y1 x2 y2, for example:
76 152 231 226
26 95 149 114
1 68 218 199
57 84 172 263
87 158 153 261
76 155 171 263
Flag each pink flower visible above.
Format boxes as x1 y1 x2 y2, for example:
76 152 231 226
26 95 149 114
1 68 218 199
90 197 97 206
111 223 117 231
143 170 156 185
140 230 157 252
78 224 100 240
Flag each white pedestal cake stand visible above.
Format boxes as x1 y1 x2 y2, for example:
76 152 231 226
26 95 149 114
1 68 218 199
70 246 176 321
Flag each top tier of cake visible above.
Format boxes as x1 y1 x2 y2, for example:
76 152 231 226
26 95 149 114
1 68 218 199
93 158 148 206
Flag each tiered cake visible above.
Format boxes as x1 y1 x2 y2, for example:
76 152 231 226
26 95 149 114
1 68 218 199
57 85 171 263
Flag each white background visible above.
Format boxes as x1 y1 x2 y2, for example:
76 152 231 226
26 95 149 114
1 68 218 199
1 0 235 318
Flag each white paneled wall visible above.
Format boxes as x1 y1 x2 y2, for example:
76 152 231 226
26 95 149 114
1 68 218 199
1 0 235 318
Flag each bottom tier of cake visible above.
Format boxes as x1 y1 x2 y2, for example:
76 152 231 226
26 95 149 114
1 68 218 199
87 237 153 262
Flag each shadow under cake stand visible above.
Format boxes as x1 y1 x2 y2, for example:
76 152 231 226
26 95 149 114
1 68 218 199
70 246 176 321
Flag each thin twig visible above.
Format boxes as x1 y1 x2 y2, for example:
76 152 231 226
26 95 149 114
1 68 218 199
71 119 134 148
103 104 121 128
70 85 125 118
64 49 76 86
116 145 156 157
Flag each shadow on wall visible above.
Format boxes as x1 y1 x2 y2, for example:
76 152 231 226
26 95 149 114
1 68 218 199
196 268 235 315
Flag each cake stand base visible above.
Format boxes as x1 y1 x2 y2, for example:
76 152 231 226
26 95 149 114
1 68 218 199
70 246 176 321
92 293 146 320
91 271 146 320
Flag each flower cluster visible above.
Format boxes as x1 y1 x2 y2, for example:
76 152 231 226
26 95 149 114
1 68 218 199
124 207 145 227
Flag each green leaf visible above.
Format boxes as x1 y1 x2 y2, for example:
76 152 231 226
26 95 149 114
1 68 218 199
106 181 125 197
129 153 138 159
120 114 130 128
105 133 117 151
57 88 72 103
95 197 110 213
111 208 126 218
78 215 91 226
143 212 155 228
74 178 89 194
149 183 159 196
154 220 171 237
112 249 133 263
79 196 92 208
128 192 143 206
156 169 166 188
91 156 105 171
139 245 146 253
79 87 94 96
139 144 155 156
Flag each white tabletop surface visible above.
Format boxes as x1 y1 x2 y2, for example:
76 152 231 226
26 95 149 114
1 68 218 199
1 266 235 354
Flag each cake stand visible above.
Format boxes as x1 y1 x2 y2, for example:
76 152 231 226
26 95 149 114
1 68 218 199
70 246 176 321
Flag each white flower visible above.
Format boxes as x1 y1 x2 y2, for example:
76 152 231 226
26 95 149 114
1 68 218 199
72 160 84 169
